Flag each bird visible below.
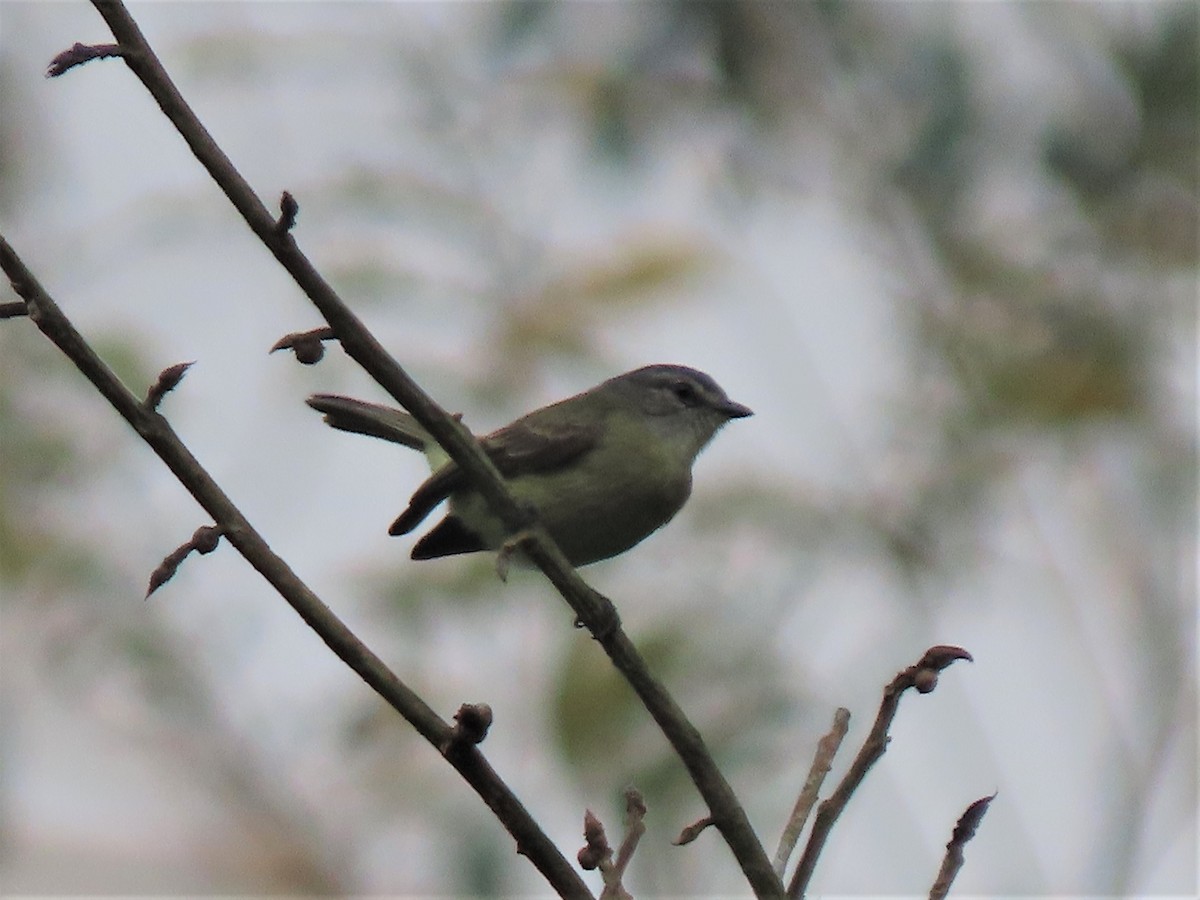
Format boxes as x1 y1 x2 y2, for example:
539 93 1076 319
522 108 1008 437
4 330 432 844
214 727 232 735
307 364 752 567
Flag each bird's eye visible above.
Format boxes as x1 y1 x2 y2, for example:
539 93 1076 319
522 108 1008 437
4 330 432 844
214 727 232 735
671 381 697 404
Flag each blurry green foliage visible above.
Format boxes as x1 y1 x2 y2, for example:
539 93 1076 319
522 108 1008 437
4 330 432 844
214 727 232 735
91 333 160 401
0 333 88 582
934 247 1147 425
553 629 678 773
552 614 792 811
891 42 973 210
365 553 500 618
1046 7 1198 265
1116 6 1198 185
493 234 713 363
495 0 553 51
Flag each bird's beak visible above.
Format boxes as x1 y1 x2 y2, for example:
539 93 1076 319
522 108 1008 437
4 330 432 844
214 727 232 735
718 399 754 419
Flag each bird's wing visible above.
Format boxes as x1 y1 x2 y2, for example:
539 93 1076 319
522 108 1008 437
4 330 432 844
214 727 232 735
483 414 604 477
388 416 603 536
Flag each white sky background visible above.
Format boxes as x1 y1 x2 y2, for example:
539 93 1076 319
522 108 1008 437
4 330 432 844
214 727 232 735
0 2 1195 897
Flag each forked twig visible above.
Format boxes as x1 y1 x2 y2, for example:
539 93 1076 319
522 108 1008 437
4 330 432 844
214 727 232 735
787 646 973 897
578 788 648 900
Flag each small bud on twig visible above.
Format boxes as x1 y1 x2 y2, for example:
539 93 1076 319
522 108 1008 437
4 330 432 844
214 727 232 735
445 702 493 750
191 525 222 555
144 361 194 411
146 525 223 597
577 809 611 871
902 645 972 695
929 793 996 900
275 191 299 234
913 668 939 693
46 42 126 78
270 327 336 365
673 815 715 846
578 792 644 899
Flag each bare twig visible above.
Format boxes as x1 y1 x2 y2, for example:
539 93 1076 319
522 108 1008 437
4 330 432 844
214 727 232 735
787 645 973 898
673 815 715 847
146 524 222 597
929 793 995 900
46 40 125 77
611 787 647 887
144 360 194 410
0 235 592 899
773 707 851 877
75 3 782 893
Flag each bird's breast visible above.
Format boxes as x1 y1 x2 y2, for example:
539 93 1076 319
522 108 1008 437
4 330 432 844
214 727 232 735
522 435 692 564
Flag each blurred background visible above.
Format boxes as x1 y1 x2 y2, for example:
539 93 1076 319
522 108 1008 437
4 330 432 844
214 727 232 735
0 2 1195 896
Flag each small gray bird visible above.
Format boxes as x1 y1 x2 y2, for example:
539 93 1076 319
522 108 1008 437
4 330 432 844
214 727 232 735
308 364 752 566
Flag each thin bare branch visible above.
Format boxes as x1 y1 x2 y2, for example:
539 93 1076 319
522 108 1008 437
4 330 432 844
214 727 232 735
787 646 973 898
78 2 781 892
612 787 647 883
773 707 851 877
0 234 592 900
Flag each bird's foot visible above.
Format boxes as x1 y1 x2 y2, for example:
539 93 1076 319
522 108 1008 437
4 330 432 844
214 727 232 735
494 529 535 582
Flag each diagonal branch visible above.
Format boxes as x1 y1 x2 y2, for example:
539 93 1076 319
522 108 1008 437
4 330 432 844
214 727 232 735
0 234 591 899
78 1 781 893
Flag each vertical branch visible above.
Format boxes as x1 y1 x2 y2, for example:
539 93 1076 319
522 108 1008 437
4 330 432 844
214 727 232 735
772 708 851 876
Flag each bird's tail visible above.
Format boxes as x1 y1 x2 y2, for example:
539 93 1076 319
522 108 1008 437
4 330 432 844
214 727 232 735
306 394 431 450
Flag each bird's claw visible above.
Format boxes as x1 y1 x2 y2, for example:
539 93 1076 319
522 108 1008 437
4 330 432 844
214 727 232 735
494 529 535 581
